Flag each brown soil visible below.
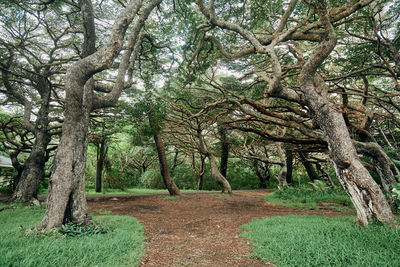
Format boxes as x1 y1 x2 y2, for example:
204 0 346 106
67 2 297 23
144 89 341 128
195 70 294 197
88 190 351 267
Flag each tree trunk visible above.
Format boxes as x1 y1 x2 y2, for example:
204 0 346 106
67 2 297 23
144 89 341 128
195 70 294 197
9 151 23 190
218 126 229 178
299 152 319 182
36 0 160 229
95 139 107 193
304 87 397 226
196 127 232 193
191 153 205 190
354 141 400 207
153 132 181 196
209 153 232 194
37 0 96 229
149 111 181 196
285 149 293 184
13 76 51 202
298 5 397 226
37 104 93 229
276 163 288 190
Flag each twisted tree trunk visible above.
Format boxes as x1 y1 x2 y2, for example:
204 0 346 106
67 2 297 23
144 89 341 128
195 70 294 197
37 0 161 229
12 76 51 202
299 3 396 226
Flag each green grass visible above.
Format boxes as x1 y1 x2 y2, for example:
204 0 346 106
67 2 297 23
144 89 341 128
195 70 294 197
241 215 400 267
211 193 231 198
0 206 145 267
163 195 180 200
265 187 353 212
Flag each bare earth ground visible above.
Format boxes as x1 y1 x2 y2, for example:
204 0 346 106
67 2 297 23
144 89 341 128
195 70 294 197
88 191 351 267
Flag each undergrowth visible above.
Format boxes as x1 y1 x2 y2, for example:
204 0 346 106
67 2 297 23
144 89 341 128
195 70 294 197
0 205 145 266
241 215 400 267
265 187 353 212
163 195 180 200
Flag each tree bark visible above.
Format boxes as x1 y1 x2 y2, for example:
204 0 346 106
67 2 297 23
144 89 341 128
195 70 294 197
209 153 232 194
299 152 319 182
149 110 181 196
12 76 51 202
36 0 161 230
354 141 400 207
285 149 293 184
153 133 181 195
191 153 205 190
299 3 396 226
95 139 107 193
218 126 229 178
197 128 232 193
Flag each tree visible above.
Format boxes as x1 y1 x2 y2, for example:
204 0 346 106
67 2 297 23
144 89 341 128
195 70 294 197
191 0 397 226
0 2 65 202
37 0 162 230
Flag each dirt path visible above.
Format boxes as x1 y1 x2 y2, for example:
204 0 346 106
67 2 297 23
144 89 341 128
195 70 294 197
88 191 349 267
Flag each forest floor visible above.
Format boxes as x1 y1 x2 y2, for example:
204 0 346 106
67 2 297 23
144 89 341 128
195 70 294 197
88 190 352 267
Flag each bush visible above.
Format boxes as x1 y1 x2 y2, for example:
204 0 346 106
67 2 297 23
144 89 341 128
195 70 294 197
138 168 165 189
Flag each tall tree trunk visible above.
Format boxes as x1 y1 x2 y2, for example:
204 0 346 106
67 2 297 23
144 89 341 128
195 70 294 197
276 143 288 189
285 149 293 184
36 0 160 229
218 126 229 178
298 3 396 226
197 127 232 193
153 132 181 196
191 153 205 190
9 151 23 190
209 153 232 194
299 152 319 182
37 0 96 229
149 111 181 196
13 76 51 202
95 139 107 193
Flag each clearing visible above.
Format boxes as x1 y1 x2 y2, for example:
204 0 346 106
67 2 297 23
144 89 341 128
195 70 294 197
88 190 351 266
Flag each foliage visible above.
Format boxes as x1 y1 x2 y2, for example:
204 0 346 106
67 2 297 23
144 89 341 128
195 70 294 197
226 160 260 190
265 187 353 212
58 222 108 237
393 182 400 209
0 206 145 267
241 215 400 267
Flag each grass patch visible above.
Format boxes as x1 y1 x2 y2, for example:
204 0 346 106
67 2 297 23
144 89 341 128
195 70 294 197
0 205 145 267
241 215 400 267
92 208 112 215
265 187 353 212
211 193 231 198
163 195 180 200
